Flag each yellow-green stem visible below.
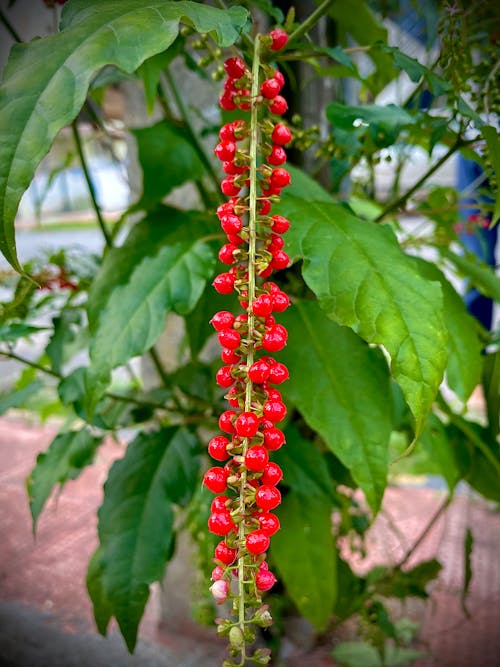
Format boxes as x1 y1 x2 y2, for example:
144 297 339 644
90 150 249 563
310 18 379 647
236 33 261 663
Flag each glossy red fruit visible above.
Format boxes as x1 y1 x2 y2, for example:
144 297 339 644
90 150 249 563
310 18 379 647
259 199 272 215
263 399 287 423
218 243 238 265
248 359 270 384
219 90 236 111
234 411 260 437
268 361 289 384
210 310 235 331
270 250 290 271
260 78 281 99
271 123 292 145
256 569 277 591
257 512 280 536
262 324 288 352
214 140 236 162
274 70 285 88
246 529 270 554
261 461 283 486
271 215 290 234
270 168 291 188
224 57 246 79
218 328 241 349
252 294 274 317
262 426 286 450
216 365 234 388
225 385 241 407
269 95 288 115
269 28 289 51
211 495 230 512
256 485 281 510
244 445 269 472
213 272 235 294
221 348 241 364
215 540 237 565
219 410 236 434
208 510 234 535
221 176 241 197
268 144 287 165
271 291 290 312
223 161 247 176
211 565 224 581
203 467 229 493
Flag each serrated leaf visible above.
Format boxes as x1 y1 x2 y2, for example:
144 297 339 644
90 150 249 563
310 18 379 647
88 211 215 373
0 0 248 272
27 427 103 529
132 119 205 209
0 323 47 342
274 423 335 502
412 258 483 401
91 427 200 651
279 197 447 437
278 300 391 512
0 379 44 416
272 490 337 630
443 248 500 301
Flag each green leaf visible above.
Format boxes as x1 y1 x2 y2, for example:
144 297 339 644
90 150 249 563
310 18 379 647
384 645 426 666
0 379 44 415
278 300 391 512
333 641 382 667
368 559 442 599
453 419 500 502
483 350 500 439
86 548 113 635
0 323 47 342
0 0 248 272
281 198 448 437
88 210 215 373
272 490 337 631
137 38 185 115
46 309 84 374
461 527 473 617
274 423 335 502
412 258 483 401
132 119 205 209
443 248 500 301
481 125 500 225
378 45 451 95
418 414 460 492
90 427 200 651
184 282 235 360
27 427 103 529
327 102 416 147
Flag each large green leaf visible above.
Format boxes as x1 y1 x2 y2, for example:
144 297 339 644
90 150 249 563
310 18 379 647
413 258 483 401
278 300 391 512
327 102 416 147
278 197 447 436
88 209 215 373
0 0 248 272
132 119 205 210
27 427 103 529
271 490 337 631
89 426 200 651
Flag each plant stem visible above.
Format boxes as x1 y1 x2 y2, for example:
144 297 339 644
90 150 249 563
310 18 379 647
0 8 22 42
396 494 451 568
148 346 170 388
71 121 113 247
374 139 470 222
162 69 222 197
287 0 335 45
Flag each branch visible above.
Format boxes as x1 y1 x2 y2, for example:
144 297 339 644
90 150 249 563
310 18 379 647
287 0 335 45
0 7 22 43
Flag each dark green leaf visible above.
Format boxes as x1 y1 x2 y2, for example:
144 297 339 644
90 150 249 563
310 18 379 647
333 641 382 667
368 559 442 599
272 490 337 630
483 350 500 439
461 528 473 617
442 248 500 301
320 46 358 72
481 125 500 224
419 414 460 492
378 45 451 95
0 0 248 272
137 38 185 115
278 300 391 512
46 309 84 374
334 557 366 620
27 427 103 529
0 323 47 342
132 119 205 209
86 548 113 635
0 379 44 415
327 102 416 147
453 419 500 502
88 210 215 374
90 427 200 651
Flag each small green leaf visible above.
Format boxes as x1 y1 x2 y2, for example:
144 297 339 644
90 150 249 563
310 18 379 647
481 126 500 224
333 641 382 667
46 309 84 374
137 39 185 115
443 248 500 301
27 427 103 529
278 300 391 512
272 490 337 631
0 379 44 416
0 0 248 271
327 102 416 146
0 323 47 342
91 427 200 651
132 119 205 209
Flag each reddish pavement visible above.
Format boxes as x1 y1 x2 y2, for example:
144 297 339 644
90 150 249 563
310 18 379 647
0 415 499 666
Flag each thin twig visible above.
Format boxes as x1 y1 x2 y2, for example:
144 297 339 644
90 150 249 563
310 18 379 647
287 0 335 45
0 7 22 43
396 495 452 568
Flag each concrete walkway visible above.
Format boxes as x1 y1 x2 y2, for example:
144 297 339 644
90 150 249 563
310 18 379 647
0 416 499 667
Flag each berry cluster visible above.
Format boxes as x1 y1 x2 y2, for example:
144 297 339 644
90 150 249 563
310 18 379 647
203 28 291 663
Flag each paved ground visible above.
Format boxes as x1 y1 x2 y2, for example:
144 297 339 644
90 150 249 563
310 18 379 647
0 415 499 667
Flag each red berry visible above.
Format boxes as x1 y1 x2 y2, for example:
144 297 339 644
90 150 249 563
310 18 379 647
257 512 280 536
261 461 283 486
271 123 292 145
263 426 285 450
217 200 235 218
221 348 241 364
211 495 230 512
208 510 234 535
272 291 290 312
271 250 290 271
211 565 224 581
269 28 289 51
224 57 246 79
225 385 241 407
271 215 290 234
215 365 234 388
218 243 238 265
246 529 270 554
219 123 236 141
213 272 235 294
270 168 291 188
203 467 229 493
214 140 236 162
219 90 236 111
260 78 281 99
268 361 289 384
210 311 235 331
256 569 277 591
266 388 282 402
269 95 288 115
218 329 241 350
234 411 259 437
268 144 287 165
219 410 236 434
263 400 287 423
256 485 281 510
259 199 272 215
267 234 284 253
221 176 241 197
252 294 274 317
244 445 269 472
215 540 237 565
262 324 288 352
248 359 270 384
274 71 285 88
